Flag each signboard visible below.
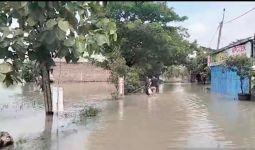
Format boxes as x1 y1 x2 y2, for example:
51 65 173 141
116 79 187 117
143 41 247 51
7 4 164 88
209 41 252 66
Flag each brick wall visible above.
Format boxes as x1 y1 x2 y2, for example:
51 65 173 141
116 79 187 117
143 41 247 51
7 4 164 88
52 62 112 83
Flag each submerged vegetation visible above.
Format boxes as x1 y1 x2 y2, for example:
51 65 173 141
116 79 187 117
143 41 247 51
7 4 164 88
79 106 101 118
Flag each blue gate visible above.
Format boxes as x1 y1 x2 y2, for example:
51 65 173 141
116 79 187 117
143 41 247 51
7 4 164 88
211 65 250 97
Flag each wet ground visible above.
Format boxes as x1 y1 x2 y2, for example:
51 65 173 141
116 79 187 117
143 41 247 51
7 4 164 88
2 83 255 149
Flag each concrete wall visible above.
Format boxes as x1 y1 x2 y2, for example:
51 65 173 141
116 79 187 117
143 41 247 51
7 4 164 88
52 62 111 83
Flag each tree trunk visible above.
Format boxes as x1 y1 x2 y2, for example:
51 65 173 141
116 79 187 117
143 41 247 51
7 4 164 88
41 62 53 115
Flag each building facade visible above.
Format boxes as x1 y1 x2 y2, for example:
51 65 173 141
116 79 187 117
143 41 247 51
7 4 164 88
208 37 254 97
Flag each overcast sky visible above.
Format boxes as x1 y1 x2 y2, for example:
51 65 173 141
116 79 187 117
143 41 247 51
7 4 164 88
167 2 255 49
10 2 255 50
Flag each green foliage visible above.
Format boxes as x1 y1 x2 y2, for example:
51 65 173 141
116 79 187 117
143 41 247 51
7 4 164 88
185 43 211 81
125 67 142 93
79 106 100 118
164 65 188 79
21 60 38 82
224 55 252 94
98 48 128 90
106 2 187 24
0 1 117 86
102 2 191 84
251 70 255 89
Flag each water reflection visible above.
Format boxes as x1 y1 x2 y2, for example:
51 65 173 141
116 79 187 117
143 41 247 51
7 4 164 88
118 100 124 120
85 83 255 149
147 96 156 113
0 82 114 150
40 115 53 150
4 83 255 149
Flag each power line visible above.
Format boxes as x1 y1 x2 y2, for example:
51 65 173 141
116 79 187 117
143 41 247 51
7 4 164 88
208 24 220 48
224 7 255 24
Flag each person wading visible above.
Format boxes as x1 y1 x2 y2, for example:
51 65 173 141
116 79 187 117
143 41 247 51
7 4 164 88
151 76 158 94
145 76 152 96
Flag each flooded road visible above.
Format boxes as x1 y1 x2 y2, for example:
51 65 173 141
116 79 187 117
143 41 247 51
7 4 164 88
2 83 255 149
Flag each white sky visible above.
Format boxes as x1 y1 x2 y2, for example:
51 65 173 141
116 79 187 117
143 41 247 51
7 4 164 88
11 2 255 51
168 2 255 49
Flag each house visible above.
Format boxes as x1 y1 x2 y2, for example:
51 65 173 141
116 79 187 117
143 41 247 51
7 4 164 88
208 36 254 97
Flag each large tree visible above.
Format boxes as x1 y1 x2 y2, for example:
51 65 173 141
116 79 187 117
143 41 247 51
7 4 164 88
0 1 117 114
103 2 191 78
185 41 211 82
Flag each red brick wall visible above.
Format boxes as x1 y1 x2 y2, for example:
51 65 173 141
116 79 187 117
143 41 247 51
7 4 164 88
52 62 112 83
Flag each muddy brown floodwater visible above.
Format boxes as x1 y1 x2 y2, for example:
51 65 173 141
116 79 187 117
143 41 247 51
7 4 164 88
2 83 255 149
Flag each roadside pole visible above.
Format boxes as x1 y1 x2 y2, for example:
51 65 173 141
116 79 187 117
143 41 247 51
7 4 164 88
118 77 124 97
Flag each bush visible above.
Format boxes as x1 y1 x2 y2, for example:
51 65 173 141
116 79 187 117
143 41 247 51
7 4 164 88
124 68 142 94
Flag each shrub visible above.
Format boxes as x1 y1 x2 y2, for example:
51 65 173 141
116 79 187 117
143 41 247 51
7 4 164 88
124 68 142 94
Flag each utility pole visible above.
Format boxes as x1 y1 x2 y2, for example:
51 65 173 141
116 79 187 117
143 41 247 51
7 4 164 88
216 8 225 50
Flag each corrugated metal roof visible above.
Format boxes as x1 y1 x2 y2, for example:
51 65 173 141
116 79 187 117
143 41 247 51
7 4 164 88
211 36 253 54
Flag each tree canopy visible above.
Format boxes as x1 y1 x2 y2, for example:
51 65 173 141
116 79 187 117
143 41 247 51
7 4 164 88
101 2 192 79
0 1 117 114
0 1 117 86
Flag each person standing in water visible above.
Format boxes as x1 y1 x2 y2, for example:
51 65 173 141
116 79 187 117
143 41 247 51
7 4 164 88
145 76 151 95
151 76 158 94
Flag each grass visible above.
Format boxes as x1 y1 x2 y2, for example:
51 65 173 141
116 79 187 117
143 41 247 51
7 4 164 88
79 106 100 118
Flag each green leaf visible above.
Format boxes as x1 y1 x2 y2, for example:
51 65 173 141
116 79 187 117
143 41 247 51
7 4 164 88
113 33 117 41
95 34 109 46
46 19 57 29
75 38 85 54
108 22 116 35
58 20 69 32
0 63 12 74
63 38 75 47
27 17 37 26
59 8 78 28
56 28 66 40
